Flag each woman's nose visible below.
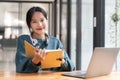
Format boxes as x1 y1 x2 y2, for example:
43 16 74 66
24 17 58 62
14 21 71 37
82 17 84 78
38 22 42 26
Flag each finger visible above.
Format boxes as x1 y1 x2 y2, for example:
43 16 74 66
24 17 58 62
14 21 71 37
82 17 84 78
41 49 45 59
39 49 45 60
36 46 40 49
37 50 43 61
37 49 41 58
42 49 46 59
61 59 65 64
34 49 39 53
34 46 40 52
57 48 61 50
34 51 37 55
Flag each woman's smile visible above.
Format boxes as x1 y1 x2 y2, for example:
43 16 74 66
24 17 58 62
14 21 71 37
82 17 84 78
36 28 43 30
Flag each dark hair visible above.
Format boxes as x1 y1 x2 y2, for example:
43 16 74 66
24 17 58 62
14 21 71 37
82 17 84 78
26 6 47 28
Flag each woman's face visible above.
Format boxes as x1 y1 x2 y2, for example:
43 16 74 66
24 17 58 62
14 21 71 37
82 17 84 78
30 12 47 35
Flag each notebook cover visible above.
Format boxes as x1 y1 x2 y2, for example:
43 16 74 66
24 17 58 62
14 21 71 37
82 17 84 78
24 40 63 68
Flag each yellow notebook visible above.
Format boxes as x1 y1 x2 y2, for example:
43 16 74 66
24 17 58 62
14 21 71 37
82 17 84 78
24 40 63 68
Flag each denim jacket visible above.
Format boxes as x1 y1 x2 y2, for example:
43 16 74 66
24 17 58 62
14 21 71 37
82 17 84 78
15 35 75 73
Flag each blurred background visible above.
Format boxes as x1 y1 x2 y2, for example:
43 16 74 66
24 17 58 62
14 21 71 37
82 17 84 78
0 0 120 71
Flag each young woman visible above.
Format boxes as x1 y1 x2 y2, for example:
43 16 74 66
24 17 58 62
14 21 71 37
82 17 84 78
15 6 75 73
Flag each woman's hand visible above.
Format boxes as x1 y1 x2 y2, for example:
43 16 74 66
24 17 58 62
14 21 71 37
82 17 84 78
59 49 65 64
32 49 46 64
61 58 65 64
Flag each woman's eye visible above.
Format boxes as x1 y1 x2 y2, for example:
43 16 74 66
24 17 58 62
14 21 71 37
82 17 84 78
32 21 37 23
41 19 44 22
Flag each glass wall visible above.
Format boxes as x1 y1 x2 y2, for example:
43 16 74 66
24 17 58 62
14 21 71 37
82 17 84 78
61 0 68 50
0 2 51 48
71 0 77 67
0 2 52 71
0 3 20 48
0 3 19 38
0 0 94 71
105 0 120 70
81 0 93 70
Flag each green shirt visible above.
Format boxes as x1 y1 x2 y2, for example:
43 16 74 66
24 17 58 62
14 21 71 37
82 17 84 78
15 35 75 73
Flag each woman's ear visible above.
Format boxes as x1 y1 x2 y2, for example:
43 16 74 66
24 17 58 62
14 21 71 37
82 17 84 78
45 21 48 34
30 28 33 32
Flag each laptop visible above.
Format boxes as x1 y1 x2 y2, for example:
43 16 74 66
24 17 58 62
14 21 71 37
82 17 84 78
62 47 119 78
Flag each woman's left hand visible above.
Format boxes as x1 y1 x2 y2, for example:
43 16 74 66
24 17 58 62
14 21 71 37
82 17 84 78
61 58 65 64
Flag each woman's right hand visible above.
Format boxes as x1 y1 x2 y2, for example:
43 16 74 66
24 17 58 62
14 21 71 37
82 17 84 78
32 49 46 65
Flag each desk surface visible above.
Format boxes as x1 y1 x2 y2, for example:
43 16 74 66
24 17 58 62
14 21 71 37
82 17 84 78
0 71 120 80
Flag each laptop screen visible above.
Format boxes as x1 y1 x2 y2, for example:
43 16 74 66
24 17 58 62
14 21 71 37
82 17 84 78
62 48 119 78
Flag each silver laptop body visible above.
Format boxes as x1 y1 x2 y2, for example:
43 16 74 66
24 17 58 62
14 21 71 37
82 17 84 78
62 47 119 78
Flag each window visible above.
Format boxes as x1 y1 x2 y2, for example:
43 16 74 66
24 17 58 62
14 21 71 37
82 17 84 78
105 0 120 70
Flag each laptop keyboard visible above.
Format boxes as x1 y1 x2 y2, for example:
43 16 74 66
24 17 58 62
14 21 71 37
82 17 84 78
70 71 85 76
63 71 86 78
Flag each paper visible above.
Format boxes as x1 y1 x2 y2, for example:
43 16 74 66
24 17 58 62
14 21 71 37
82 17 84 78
41 50 63 68
24 40 36 58
24 40 63 68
